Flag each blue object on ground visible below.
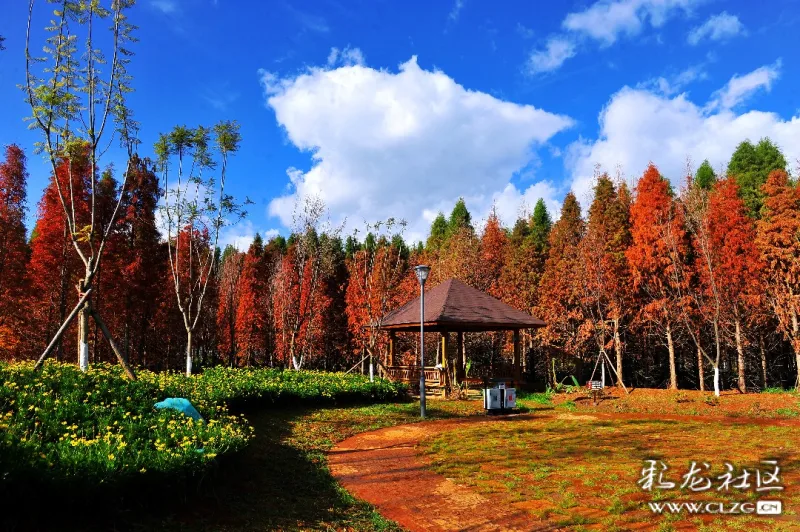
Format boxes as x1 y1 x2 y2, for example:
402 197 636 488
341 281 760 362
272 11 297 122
154 397 203 421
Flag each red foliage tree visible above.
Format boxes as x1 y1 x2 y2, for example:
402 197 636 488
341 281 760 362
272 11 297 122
116 158 164 368
345 223 408 376
627 164 686 389
579 174 633 386
236 236 272 366
479 210 508 298
706 177 764 392
0 145 29 357
216 246 244 366
26 156 90 361
273 236 333 369
756 170 800 387
537 192 587 377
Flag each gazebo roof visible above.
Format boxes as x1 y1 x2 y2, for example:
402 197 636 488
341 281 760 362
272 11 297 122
379 278 546 332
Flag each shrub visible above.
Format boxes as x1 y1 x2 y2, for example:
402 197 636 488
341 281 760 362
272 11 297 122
0 362 252 493
138 366 409 407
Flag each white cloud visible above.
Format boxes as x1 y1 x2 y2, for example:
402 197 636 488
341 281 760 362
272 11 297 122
688 12 745 45
637 63 708 96
563 0 698 46
708 60 781 110
150 0 177 14
259 57 573 243
566 64 800 204
526 37 577 74
526 0 698 74
448 0 465 23
327 46 365 68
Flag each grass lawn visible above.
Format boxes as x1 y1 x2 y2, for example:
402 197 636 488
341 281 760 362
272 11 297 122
13 399 481 531
419 391 800 531
10 387 799 531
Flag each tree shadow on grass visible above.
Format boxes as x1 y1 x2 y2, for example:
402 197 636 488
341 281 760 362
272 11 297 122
2 406 404 532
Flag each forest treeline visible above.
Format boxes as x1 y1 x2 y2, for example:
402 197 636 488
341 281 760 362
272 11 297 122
0 137 798 393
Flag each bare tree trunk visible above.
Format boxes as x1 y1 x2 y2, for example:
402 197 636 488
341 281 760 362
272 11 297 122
666 322 677 390
734 317 746 393
759 334 768 390
614 318 623 387
697 344 705 392
186 328 193 376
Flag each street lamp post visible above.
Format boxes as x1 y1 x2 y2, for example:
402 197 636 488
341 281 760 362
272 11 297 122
415 265 431 418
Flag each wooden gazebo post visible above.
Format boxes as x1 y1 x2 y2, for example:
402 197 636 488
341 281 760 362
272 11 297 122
387 331 396 367
513 330 522 383
456 332 465 382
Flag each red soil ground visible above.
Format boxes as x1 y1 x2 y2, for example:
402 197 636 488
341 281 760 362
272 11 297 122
329 397 800 531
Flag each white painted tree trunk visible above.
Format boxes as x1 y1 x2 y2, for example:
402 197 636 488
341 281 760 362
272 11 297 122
292 354 304 370
601 358 606 388
369 355 374 382
78 300 89 372
185 329 193 376
714 366 720 397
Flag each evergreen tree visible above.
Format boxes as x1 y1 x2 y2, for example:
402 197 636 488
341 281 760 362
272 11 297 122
695 160 717 190
427 212 448 250
727 138 787 216
530 198 552 252
447 198 473 236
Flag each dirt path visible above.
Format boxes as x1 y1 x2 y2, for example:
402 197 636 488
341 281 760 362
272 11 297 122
329 414 560 532
329 411 800 532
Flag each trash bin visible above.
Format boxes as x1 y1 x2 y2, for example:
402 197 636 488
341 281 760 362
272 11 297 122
483 380 516 414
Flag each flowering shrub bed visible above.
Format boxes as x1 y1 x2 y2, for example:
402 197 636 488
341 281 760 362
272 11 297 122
140 366 409 407
0 362 252 492
1 363 405 494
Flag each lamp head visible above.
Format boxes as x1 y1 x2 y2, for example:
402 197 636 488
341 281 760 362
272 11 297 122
414 264 431 284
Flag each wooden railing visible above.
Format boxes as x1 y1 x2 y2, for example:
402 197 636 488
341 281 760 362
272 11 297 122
386 365 444 387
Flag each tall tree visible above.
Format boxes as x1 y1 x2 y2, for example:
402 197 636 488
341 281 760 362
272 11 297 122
706 178 764 392
727 138 787 216
426 213 448 250
236 236 272 366
0 146 29 358
156 122 246 375
447 197 473 237
580 174 632 386
695 160 717 190
345 219 408 379
26 157 88 362
217 245 244 366
627 164 686 390
272 197 337 369
117 157 163 367
25 0 138 375
530 198 552 251
756 170 800 388
537 193 587 373
479 210 508 297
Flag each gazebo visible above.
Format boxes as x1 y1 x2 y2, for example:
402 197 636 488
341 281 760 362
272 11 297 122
379 278 545 391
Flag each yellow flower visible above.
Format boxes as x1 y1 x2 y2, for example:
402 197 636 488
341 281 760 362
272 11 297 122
108 454 115 461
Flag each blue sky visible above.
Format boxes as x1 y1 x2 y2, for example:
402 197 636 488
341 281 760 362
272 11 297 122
1 0 799 247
